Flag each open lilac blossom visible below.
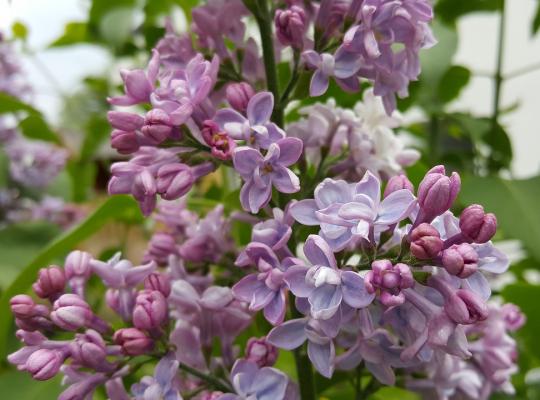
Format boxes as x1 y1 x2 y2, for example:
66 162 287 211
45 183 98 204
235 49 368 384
303 47 362 96
214 92 285 149
285 235 374 319
131 353 181 400
290 172 415 250
218 359 288 400
233 137 303 213
233 243 297 325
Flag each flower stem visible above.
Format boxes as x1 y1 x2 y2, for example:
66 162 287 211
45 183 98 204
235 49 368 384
288 301 317 400
252 0 283 126
178 362 233 393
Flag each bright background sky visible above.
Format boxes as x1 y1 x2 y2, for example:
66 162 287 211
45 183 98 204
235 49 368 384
1 0 539 178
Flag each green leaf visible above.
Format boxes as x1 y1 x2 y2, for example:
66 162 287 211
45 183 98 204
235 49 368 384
485 122 513 171
18 114 62 145
533 1 540 35
368 386 420 400
0 370 63 399
460 175 540 261
0 195 141 360
435 0 503 24
50 22 89 47
437 65 471 103
98 7 137 46
0 92 39 115
502 284 540 359
11 21 28 40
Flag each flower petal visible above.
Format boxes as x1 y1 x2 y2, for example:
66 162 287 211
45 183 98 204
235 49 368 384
310 70 329 97
267 318 308 350
232 274 264 302
304 235 337 269
247 92 274 125
289 200 319 225
309 284 342 320
377 189 416 225
307 341 335 378
233 147 263 177
264 291 286 325
272 166 300 194
285 265 313 297
341 271 375 308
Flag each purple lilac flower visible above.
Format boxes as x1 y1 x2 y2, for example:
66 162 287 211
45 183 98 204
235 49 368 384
302 47 362 96
214 92 285 149
285 235 374 320
109 49 160 106
226 82 255 114
233 243 298 325
218 359 288 400
90 253 156 321
233 137 303 214
290 172 416 250
131 353 181 400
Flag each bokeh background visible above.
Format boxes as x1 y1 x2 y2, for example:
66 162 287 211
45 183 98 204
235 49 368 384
1 0 540 398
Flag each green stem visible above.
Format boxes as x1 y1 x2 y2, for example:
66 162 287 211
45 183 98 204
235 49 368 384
288 301 317 400
489 0 506 169
253 0 283 126
178 363 233 392
279 50 301 109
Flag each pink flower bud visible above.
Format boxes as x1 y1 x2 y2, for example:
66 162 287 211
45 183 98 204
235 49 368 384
444 289 488 325
65 250 93 280
417 165 461 223
10 295 39 319
32 266 66 301
225 82 255 113
143 232 179 266
133 169 157 216
459 204 497 243
201 120 236 161
141 109 173 144
132 290 168 331
25 349 65 380
501 303 526 331
365 260 413 307
246 337 278 367
114 328 154 356
275 6 307 49
107 111 144 131
383 174 414 198
111 129 140 155
156 163 194 200
409 223 443 260
69 330 108 370
10 296 51 331
51 294 93 331
144 273 171 297
441 243 478 278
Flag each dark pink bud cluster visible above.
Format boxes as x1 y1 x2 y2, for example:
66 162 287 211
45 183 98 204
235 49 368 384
441 243 478 278
365 260 413 307
459 204 497 244
416 165 461 224
410 223 443 260
245 336 278 367
274 6 307 49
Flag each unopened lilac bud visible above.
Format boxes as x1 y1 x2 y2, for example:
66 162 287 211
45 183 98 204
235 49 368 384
246 337 278 367
365 260 413 307
65 250 93 280
32 266 66 301
445 289 488 325
132 290 168 332
11 295 39 319
225 82 255 113
501 303 526 331
156 163 194 200
275 6 307 49
114 328 154 356
417 165 461 222
69 330 108 370
143 232 179 266
107 111 144 131
51 294 93 331
141 109 173 144
384 174 414 198
459 204 497 243
133 169 157 216
409 223 443 259
441 243 478 278
25 349 65 380
111 129 140 155
144 273 171 297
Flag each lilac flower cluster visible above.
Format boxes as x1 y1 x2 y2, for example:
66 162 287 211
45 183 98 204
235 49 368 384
8 2 526 400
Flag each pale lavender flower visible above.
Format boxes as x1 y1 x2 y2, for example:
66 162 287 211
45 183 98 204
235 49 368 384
109 49 160 106
156 20 196 69
233 243 297 325
267 317 336 378
90 253 156 321
131 353 181 400
218 359 288 400
233 138 303 213
290 172 416 250
285 235 374 320
302 47 362 96
214 92 285 149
